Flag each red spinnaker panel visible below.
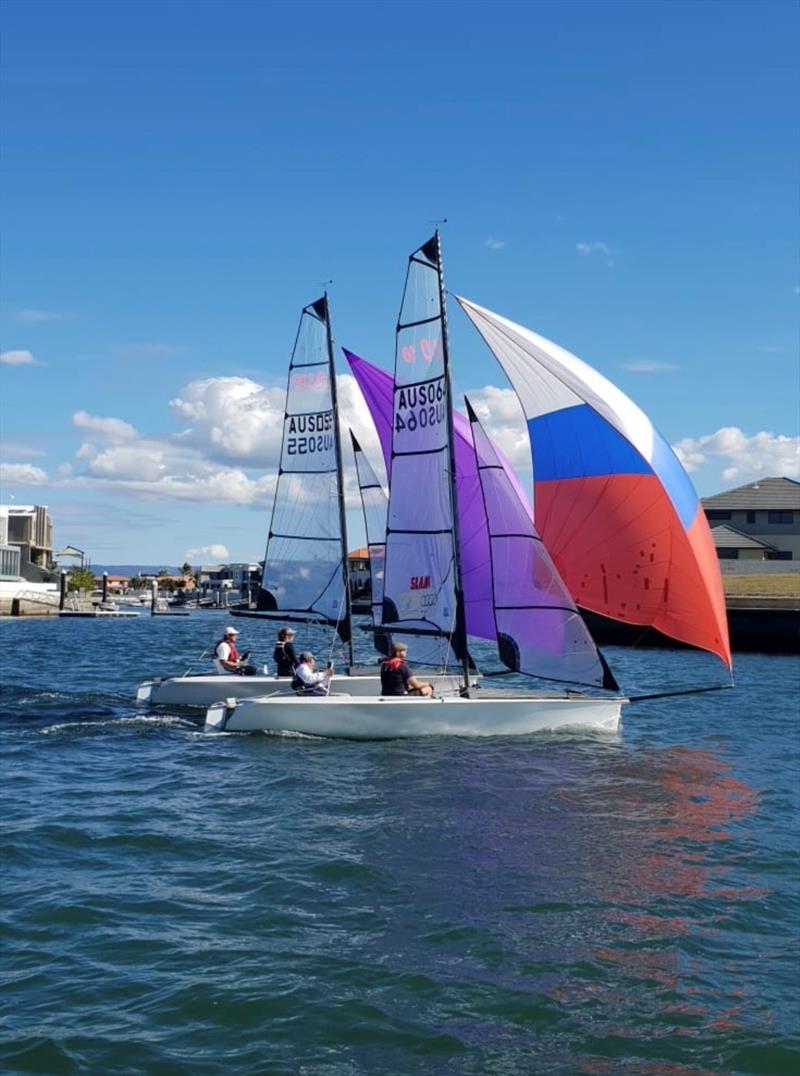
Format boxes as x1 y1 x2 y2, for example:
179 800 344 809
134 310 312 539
537 475 732 667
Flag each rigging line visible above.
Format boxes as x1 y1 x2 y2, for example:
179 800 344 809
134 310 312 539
626 684 734 704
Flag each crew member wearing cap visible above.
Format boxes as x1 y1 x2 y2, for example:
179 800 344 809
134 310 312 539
273 626 299 678
292 652 334 696
214 626 250 675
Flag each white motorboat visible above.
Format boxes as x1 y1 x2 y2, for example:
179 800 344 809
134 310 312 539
206 689 623 738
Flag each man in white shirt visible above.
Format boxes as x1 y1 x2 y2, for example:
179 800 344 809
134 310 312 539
292 652 334 696
214 626 248 675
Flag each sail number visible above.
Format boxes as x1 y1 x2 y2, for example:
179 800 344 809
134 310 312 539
287 411 334 456
394 377 445 434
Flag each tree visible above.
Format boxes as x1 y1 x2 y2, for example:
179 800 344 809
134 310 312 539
181 562 192 577
68 566 97 592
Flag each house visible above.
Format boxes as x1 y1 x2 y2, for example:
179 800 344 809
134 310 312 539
198 562 261 603
347 548 371 596
0 504 55 579
702 477 800 561
93 573 131 594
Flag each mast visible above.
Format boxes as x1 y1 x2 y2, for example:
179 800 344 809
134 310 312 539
431 230 471 692
321 292 354 668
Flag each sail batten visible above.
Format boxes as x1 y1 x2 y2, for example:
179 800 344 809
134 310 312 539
255 298 351 642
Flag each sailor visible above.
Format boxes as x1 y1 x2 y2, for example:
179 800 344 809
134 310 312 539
292 652 334 696
380 642 433 697
273 626 299 678
214 626 256 676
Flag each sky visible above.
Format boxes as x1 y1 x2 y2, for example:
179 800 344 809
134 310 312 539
1 0 798 566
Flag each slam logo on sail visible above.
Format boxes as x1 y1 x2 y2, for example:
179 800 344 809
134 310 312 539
410 576 431 590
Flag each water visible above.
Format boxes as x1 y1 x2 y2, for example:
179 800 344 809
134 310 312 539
1 612 798 1075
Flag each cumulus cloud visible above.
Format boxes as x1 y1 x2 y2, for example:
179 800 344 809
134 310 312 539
186 544 230 562
15 309 65 324
170 377 286 465
462 385 530 470
0 462 48 485
73 410 137 442
623 360 678 373
673 427 800 482
1 349 41 366
484 238 506 251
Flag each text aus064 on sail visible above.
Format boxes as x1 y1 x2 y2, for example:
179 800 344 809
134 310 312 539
394 376 446 434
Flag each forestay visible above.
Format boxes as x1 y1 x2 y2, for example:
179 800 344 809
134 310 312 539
255 297 350 640
466 399 619 690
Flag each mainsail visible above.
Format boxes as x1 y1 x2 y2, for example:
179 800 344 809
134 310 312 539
344 348 528 641
255 296 351 643
466 399 619 690
380 234 469 665
456 296 731 667
351 430 465 669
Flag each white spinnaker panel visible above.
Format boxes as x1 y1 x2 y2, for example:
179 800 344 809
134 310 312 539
258 301 346 624
468 402 616 689
382 241 460 640
456 296 657 465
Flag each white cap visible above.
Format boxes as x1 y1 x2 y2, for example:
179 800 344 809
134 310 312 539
225 625 239 635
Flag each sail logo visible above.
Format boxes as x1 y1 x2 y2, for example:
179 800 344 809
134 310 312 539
401 338 442 364
410 575 431 590
291 372 329 391
394 376 445 434
286 410 334 456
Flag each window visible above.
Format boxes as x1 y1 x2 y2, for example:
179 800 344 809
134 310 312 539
706 510 732 521
767 550 792 561
716 548 738 559
746 511 756 524
768 511 794 524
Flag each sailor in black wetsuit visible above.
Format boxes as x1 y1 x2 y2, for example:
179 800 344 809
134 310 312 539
379 642 433 697
273 627 299 678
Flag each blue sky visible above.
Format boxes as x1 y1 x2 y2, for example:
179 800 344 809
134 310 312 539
1 0 798 565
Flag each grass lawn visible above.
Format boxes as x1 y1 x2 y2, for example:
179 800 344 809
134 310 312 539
723 574 800 599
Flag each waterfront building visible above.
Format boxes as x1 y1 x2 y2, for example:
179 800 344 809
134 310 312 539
198 562 261 604
347 548 371 598
702 477 800 561
0 504 58 614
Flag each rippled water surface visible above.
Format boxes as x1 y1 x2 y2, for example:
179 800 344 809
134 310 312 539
1 612 798 1075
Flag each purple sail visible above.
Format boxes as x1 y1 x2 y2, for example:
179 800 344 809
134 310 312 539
344 348 531 643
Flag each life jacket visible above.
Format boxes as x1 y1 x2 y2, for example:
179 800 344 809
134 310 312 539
380 657 409 696
215 637 239 663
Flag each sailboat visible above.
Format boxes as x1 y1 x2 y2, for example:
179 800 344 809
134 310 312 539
137 294 465 709
207 232 639 736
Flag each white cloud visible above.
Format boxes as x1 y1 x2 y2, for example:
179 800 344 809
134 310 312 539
15 309 65 324
576 241 614 267
484 237 506 251
1 349 41 366
463 385 530 470
623 360 678 373
170 377 286 465
0 462 48 485
673 427 800 481
73 410 137 442
186 544 230 562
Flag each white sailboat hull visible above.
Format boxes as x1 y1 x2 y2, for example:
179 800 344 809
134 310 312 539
206 691 624 738
136 671 469 708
